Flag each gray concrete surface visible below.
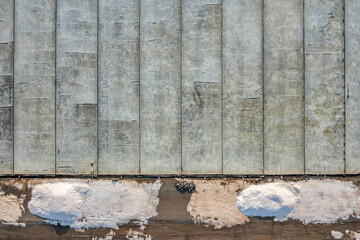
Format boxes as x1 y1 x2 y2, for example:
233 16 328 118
345 0 360 174
56 0 98 174
264 0 304 174
0 0 358 175
222 0 263 174
305 0 345 174
98 0 140 174
182 0 222 174
140 0 182 174
0 0 13 174
14 0 56 174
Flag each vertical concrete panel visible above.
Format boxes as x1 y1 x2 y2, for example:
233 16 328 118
0 0 13 108
0 107 14 174
222 0 263 174
98 0 139 174
182 0 222 174
0 108 12 174
140 0 181 174
56 0 97 174
345 0 360 174
305 0 344 174
14 0 55 174
0 0 13 174
264 0 304 174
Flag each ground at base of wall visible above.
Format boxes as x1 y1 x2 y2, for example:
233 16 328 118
0 177 359 240
0 218 359 240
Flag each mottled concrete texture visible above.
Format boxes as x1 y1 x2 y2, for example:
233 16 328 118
222 0 263 175
0 0 358 176
0 108 13 174
305 0 345 174
345 0 360 174
14 0 56 174
264 0 304 174
182 0 222 174
0 0 13 108
98 0 139 174
140 0 182 174
56 0 98 174
0 0 13 174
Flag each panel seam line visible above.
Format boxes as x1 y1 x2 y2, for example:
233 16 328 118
54 0 57 176
221 0 224 176
138 0 141 176
180 0 183 176
96 0 99 176
303 0 306 175
12 0 15 175
262 0 265 176
343 0 346 174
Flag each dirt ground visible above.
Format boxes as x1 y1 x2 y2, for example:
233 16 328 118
0 217 359 239
0 177 358 240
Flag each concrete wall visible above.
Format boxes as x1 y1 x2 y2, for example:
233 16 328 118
305 0 345 174
264 0 304 174
14 0 56 174
0 0 359 175
56 0 98 174
345 0 360 174
0 0 13 174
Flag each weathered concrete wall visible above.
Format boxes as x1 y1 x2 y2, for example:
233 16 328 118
140 0 182 174
98 0 140 174
0 0 359 175
264 0 304 174
182 0 222 174
305 0 345 174
0 0 13 174
56 0 98 174
222 0 263 174
345 0 360 174
14 0 56 174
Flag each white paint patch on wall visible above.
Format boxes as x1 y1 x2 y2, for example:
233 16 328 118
28 179 162 229
237 179 360 224
184 179 249 229
0 191 25 227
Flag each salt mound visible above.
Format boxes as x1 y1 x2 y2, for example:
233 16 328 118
28 179 162 229
236 180 360 224
236 182 298 220
285 180 359 224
